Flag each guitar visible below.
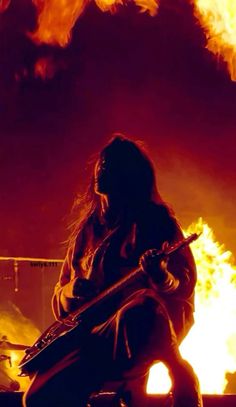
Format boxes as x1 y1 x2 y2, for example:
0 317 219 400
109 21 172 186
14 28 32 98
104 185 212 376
18 233 199 376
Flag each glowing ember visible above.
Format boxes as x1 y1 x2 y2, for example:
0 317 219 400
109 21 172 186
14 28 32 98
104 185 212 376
0 304 40 391
193 0 236 81
147 218 236 394
34 57 55 80
30 0 159 46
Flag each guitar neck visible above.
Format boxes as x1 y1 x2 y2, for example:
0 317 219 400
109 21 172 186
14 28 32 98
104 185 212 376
70 266 142 322
67 232 199 323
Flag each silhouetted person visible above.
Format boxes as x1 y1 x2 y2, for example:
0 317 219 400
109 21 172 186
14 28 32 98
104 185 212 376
23 135 202 407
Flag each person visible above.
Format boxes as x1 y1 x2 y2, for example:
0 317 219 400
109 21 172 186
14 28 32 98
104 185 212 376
23 135 202 407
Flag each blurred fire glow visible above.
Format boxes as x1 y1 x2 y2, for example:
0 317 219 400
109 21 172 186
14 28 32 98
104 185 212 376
147 218 236 394
193 0 236 81
34 56 67 80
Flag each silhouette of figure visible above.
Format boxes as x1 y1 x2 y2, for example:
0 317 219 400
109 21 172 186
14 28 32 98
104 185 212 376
23 135 202 407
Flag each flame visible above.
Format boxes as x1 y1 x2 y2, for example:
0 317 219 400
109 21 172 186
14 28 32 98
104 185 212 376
0 304 40 391
29 0 236 81
30 0 88 47
147 218 236 394
30 0 159 46
193 0 236 81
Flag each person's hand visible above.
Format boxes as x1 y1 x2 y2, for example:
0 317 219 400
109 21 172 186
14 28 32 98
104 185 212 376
139 241 169 284
72 277 97 299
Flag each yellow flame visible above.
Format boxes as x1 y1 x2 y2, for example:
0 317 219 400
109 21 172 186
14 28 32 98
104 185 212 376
0 304 40 391
30 0 159 46
147 218 236 394
193 0 236 81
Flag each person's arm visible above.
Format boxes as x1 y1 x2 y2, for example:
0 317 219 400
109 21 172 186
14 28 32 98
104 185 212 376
139 204 197 299
52 237 96 320
51 245 81 320
139 243 180 294
166 233 197 300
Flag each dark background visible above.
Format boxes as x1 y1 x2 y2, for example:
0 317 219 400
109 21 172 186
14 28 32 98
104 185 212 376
0 0 236 264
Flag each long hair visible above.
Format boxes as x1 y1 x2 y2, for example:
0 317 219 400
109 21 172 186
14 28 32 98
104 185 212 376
66 134 169 249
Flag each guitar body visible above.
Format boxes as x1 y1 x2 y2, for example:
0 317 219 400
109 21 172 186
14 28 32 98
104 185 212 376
19 318 83 375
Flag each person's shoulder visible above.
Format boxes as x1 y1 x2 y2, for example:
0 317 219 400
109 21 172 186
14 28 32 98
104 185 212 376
135 201 173 228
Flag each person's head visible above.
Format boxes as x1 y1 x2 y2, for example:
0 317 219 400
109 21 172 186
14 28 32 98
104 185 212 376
93 134 159 205
68 134 163 245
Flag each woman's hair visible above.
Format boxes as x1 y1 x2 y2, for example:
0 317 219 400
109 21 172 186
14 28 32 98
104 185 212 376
66 134 167 248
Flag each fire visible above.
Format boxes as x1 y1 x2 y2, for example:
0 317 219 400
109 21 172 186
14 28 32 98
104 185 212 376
30 0 159 46
0 304 40 391
30 0 87 47
147 218 236 394
29 0 236 81
193 0 236 81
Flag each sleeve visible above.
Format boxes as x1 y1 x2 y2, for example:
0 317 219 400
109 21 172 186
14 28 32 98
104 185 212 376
166 222 197 301
146 204 197 301
51 240 85 321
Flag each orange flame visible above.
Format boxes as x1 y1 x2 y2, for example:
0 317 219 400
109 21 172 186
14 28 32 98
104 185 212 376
30 0 159 46
31 0 88 47
193 0 236 81
147 218 236 394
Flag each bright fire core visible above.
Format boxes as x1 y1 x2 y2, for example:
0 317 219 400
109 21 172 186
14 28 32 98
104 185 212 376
147 218 236 394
